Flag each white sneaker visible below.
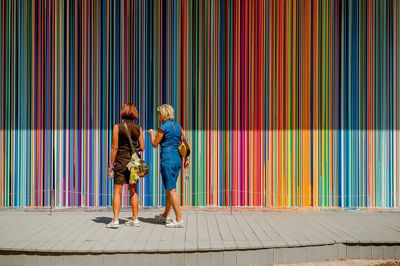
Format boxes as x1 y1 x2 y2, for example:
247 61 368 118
125 218 140 227
165 220 184 228
106 219 120 229
154 214 172 224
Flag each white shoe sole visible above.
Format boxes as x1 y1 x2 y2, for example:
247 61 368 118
125 219 140 227
166 225 184 228
166 223 184 228
125 223 140 227
106 224 120 229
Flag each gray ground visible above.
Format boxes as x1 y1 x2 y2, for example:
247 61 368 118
0 208 399 265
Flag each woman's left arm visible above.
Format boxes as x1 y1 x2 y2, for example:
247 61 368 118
147 129 164 148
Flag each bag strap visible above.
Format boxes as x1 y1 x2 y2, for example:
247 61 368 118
173 121 185 141
122 122 137 155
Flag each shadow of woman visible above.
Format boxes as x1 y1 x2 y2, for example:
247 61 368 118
138 217 164 225
91 216 114 224
92 216 164 225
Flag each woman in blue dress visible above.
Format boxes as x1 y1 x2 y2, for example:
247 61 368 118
147 104 189 228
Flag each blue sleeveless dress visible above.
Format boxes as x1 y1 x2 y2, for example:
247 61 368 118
159 120 182 190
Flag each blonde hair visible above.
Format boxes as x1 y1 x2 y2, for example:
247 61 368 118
157 104 175 121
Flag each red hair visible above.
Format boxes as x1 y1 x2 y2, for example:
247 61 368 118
120 103 139 120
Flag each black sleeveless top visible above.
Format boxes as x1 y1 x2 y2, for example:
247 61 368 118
114 119 141 172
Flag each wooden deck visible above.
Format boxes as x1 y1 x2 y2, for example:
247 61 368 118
0 208 399 265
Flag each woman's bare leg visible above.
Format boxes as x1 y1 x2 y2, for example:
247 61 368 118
113 184 123 221
129 184 138 220
163 192 172 217
167 189 182 221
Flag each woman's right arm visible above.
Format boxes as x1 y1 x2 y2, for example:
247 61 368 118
137 127 145 151
147 129 164 148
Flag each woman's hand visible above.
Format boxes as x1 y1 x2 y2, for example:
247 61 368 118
107 165 114 176
147 129 153 136
184 159 190 169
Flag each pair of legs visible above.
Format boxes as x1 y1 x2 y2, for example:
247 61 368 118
162 189 182 222
112 183 138 221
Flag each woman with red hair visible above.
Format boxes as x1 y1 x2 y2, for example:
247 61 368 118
107 103 144 228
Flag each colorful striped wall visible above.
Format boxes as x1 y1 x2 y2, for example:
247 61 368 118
0 0 399 208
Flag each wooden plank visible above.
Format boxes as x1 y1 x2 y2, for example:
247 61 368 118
184 212 198 251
